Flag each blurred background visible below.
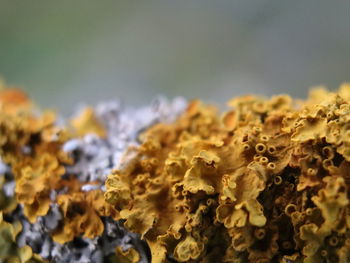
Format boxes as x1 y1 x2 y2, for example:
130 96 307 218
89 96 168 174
1 0 350 114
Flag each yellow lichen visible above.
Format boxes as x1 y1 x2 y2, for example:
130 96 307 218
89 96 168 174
114 247 141 263
70 107 106 138
5 83 350 262
52 191 105 243
0 88 115 248
105 85 350 262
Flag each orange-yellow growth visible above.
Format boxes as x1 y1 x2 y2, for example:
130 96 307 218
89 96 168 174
106 85 350 263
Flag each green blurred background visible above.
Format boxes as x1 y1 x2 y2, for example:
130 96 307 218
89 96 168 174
1 1 350 114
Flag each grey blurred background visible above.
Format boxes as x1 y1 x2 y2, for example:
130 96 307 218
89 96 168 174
1 1 350 114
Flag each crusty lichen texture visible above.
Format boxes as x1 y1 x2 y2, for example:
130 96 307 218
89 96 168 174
0 88 137 262
0 85 184 262
106 84 350 263
3 83 350 263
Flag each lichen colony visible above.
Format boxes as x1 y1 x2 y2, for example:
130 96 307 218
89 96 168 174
2 83 350 263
